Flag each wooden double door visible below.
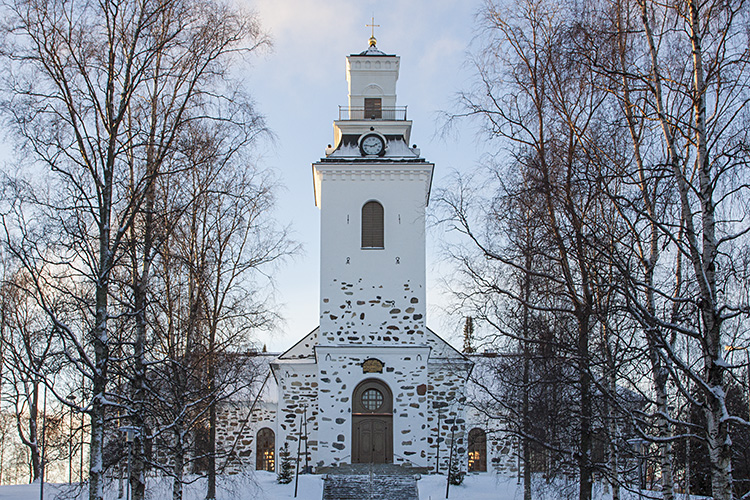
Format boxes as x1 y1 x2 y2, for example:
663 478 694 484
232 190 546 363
352 379 393 464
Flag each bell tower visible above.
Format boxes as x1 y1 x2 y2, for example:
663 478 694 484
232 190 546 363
312 38 434 347
269 37 471 473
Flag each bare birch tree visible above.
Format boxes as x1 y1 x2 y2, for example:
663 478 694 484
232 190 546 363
140 120 293 500
0 1 270 498
448 0 750 498
0 269 56 482
576 0 750 497
441 1 617 498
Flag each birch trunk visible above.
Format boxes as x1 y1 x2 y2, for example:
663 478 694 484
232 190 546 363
173 425 185 500
687 0 732 496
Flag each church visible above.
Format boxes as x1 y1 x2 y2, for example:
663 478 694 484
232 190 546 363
215 37 518 478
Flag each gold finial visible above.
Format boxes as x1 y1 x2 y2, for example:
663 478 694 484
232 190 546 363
366 16 380 46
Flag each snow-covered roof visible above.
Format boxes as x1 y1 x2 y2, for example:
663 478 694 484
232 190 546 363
352 41 392 57
326 138 421 160
278 326 318 359
425 327 470 361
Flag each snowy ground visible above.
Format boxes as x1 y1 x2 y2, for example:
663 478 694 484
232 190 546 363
0 473 705 500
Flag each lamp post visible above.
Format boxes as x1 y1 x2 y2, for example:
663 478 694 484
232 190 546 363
724 345 750 420
294 413 302 498
294 394 315 498
304 406 311 474
119 426 140 500
79 373 86 483
67 394 76 484
39 383 48 500
627 438 647 500
79 411 85 483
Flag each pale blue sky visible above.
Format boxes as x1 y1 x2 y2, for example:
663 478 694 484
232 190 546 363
239 0 488 352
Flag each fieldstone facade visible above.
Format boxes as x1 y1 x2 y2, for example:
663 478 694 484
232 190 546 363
214 41 517 478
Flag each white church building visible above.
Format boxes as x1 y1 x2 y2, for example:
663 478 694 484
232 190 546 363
216 38 518 478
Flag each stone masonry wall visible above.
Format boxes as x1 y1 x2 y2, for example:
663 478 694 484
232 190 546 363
425 360 471 474
320 279 426 345
465 407 518 476
314 347 431 468
216 401 277 474
274 363 319 472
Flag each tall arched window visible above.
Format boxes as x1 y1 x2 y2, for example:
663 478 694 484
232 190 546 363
468 428 487 472
362 201 384 248
256 428 275 471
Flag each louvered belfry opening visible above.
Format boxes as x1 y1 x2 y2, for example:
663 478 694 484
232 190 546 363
361 201 384 248
364 97 382 119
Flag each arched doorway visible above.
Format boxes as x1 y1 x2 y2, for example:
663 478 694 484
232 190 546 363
352 379 393 464
468 428 487 472
256 427 275 471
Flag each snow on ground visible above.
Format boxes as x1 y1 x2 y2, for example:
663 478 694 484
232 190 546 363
420 474 708 500
0 473 323 500
0 473 706 500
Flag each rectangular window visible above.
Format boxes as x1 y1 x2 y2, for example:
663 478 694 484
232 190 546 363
364 98 382 119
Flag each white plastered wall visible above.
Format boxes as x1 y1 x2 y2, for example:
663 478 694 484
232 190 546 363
314 165 433 346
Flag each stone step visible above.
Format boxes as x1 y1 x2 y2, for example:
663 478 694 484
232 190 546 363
318 463 428 476
322 472 419 500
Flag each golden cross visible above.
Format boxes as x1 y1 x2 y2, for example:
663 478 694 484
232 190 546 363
366 16 380 40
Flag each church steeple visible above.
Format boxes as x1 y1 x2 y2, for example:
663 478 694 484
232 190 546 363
315 38 424 167
312 43 434 347
346 46 399 114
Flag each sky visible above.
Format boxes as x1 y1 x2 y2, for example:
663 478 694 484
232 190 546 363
238 0 490 352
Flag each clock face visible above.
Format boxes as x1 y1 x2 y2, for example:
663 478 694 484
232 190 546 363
360 134 385 156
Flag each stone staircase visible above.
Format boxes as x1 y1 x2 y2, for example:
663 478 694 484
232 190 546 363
321 464 421 500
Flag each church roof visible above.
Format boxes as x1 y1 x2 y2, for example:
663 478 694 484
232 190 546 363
351 38 393 57
277 326 318 360
323 137 424 162
222 352 279 403
352 44 390 57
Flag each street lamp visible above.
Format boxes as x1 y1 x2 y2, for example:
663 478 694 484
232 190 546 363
39 383 48 500
724 345 750 419
119 426 140 500
627 438 648 499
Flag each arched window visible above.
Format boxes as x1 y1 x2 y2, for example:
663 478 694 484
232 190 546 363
468 428 487 472
256 427 275 471
361 201 384 248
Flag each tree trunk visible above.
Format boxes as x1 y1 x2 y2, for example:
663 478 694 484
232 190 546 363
522 249 533 500
130 112 158 500
27 382 41 482
577 312 593 500
173 426 185 500
607 366 620 500
704 313 733 499
206 325 217 500
687 0 732 496
90 266 111 500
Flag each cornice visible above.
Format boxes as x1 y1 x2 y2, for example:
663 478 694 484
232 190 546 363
313 163 433 180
